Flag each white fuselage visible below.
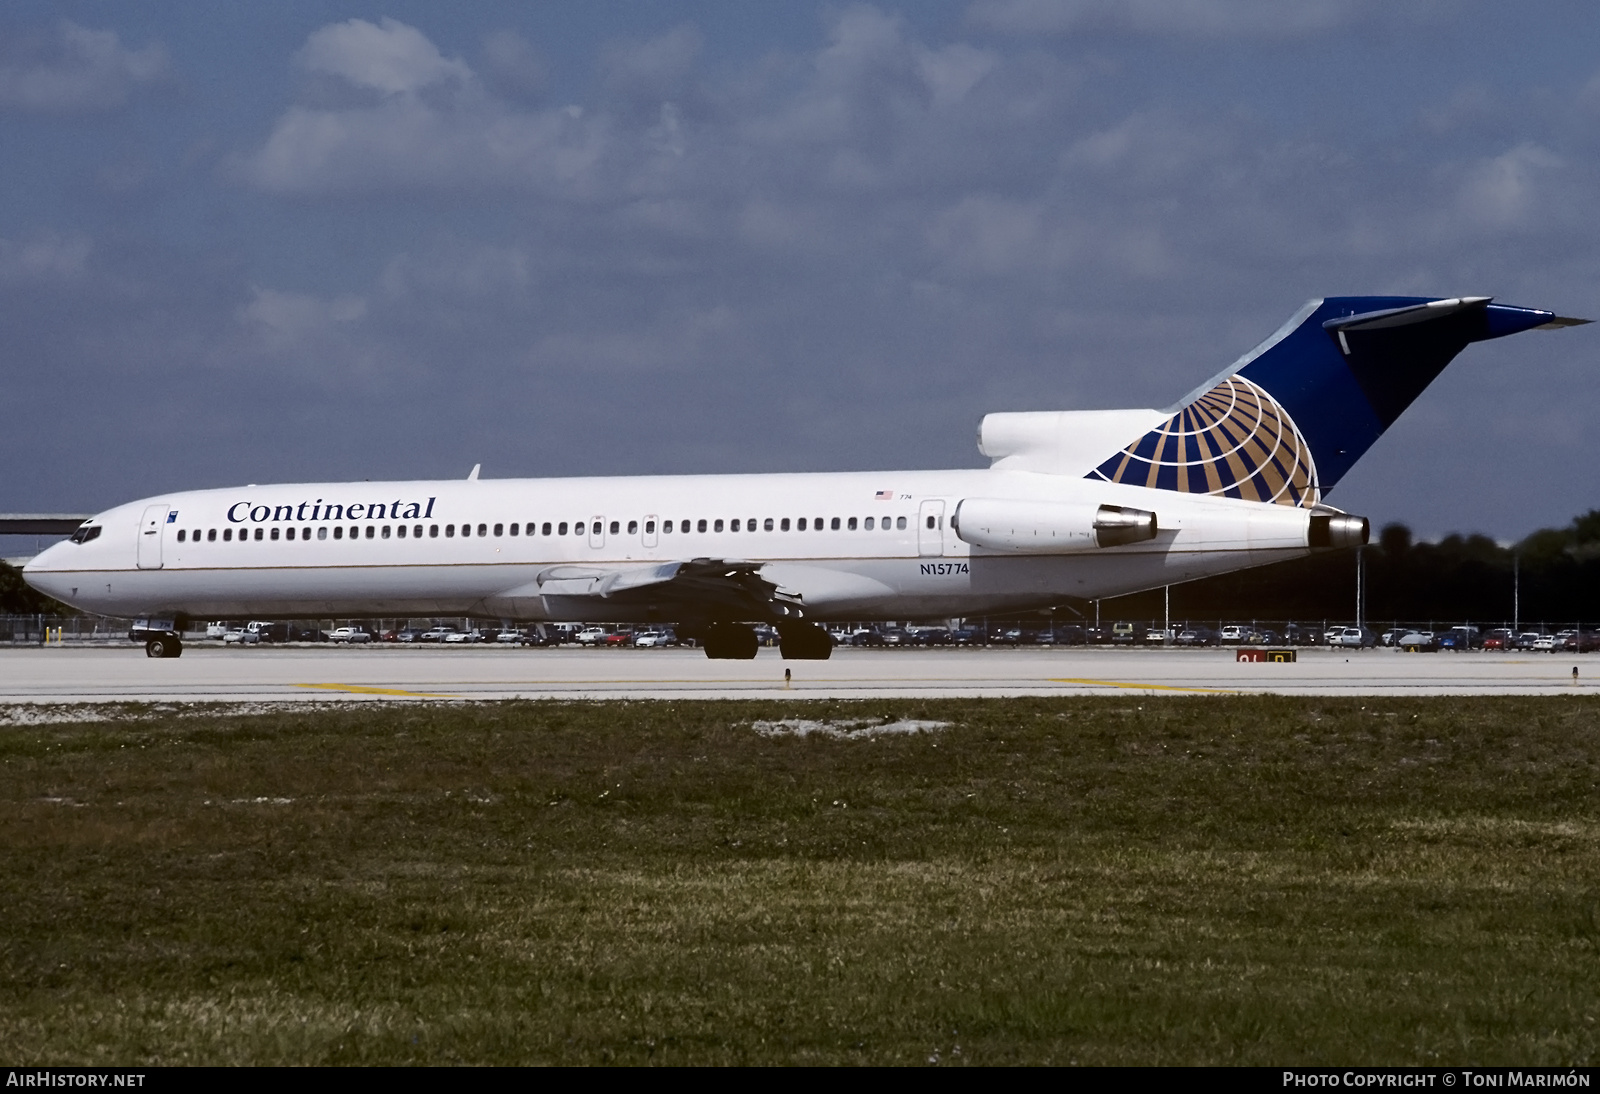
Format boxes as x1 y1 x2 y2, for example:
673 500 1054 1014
22 468 1325 623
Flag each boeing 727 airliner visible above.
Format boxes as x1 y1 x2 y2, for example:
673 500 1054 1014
21 295 1587 659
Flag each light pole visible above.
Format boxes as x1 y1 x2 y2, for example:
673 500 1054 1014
1513 552 1520 632
1356 545 1364 630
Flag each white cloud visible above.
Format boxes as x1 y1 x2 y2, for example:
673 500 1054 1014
0 22 168 113
968 0 1369 37
238 286 366 351
298 17 470 96
379 241 531 300
0 232 91 282
1455 143 1561 232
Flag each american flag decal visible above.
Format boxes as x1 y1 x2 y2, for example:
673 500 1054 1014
875 490 894 500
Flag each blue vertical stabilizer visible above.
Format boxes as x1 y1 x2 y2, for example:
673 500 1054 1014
1088 296 1584 506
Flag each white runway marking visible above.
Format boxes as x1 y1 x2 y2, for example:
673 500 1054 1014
0 645 1594 703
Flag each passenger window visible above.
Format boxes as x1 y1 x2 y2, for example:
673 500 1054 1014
478 523 487 537
864 517 874 531
382 526 391 539
831 517 840 531
318 527 328 540
816 517 825 530
397 525 406 538
781 518 790 531
797 518 806 531
332 527 341 540
542 522 552 536
207 529 216 542
177 529 187 542
223 528 232 541
267 528 277 541
897 516 906 530
429 525 438 538
300 527 309 539
730 519 740 532
644 520 654 534
558 522 567 536
926 515 936 529
662 520 672 533
628 520 638 535
446 525 456 537
714 519 724 532
698 519 707 532
848 517 858 531
609 520 619 535
765 518 775 531
494 524 503 537
508 523 518 536
255 528 264 541
748 517 757 530
414 525 422 538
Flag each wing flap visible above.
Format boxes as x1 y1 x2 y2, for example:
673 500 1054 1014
483 558 804 622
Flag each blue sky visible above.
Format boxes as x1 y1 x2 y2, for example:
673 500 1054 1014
3 0 1598 553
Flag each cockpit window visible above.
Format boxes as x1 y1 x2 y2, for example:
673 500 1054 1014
69 525 101 544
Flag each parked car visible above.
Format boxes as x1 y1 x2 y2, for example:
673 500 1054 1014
1327 626 1375 648
950 628 982 646
1173 627 1218 647
221 627 253 645
444 629 485 644
1218 624 1248 643
496 628 526 644
1046 625 1087 646
1481 629 1513 651
205 622 230 640
1438 626 1482 651
1512 632 1546 651
851 630 885 647
1378 628 1409 648
1398 631 1437 652
1110 622 1145 645
1284 624 1324 647
1532 634 1559 652
633 629 676 647
575 627 609 645
1558 630 1600 652
329 627 372 644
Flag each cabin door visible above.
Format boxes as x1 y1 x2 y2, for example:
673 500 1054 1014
917 500 945 557
137 505 168 570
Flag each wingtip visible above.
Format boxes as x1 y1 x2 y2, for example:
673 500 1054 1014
1535 316 1592 329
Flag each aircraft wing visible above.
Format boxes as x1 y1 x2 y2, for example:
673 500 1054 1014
486 558 806 622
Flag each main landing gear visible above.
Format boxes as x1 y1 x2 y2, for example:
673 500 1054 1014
777 622 833 660
145 635 183 659
700 622 835 660
703 622 759 659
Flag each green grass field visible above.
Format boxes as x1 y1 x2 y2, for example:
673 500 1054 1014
2 696 1597 1065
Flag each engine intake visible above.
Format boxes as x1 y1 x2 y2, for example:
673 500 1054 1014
952 498 1158 553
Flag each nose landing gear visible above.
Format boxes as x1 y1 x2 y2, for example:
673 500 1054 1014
144 636 182 658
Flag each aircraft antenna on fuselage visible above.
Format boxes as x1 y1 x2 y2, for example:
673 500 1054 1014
467 464 481 481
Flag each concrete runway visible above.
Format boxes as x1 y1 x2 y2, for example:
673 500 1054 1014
0 644 1594 703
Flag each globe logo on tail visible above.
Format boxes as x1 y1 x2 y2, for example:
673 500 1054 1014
1087 374 1319 507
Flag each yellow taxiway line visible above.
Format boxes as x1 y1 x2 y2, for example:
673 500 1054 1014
1049 677 1239 694
295 683 461 698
